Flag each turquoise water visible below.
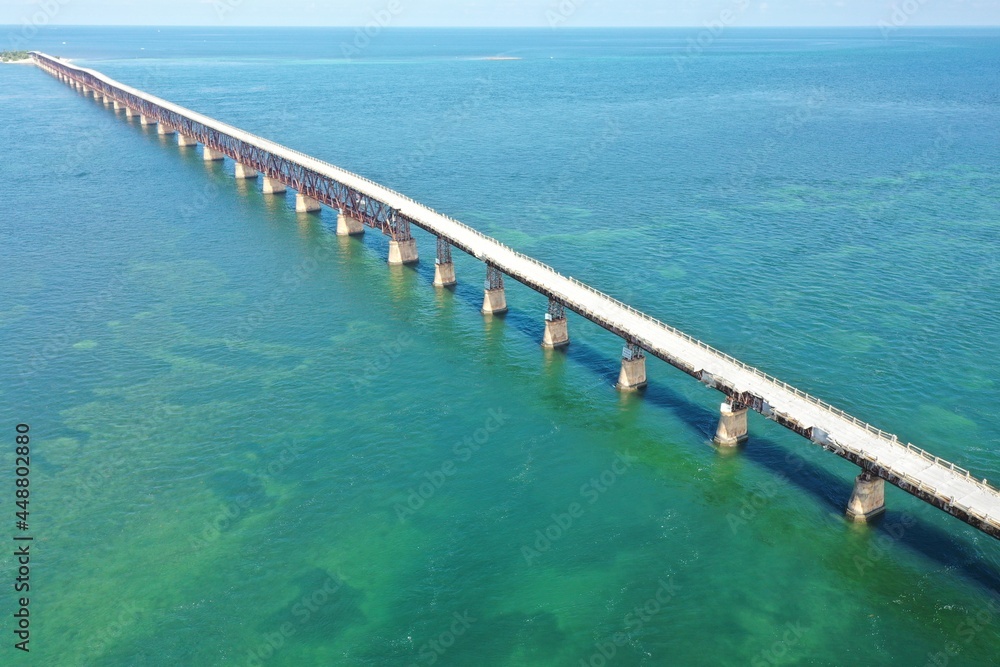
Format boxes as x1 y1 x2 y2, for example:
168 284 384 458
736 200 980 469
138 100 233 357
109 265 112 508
2 27 1000 665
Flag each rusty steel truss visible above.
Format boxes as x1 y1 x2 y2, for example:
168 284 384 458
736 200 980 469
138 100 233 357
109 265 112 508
35 54 414 243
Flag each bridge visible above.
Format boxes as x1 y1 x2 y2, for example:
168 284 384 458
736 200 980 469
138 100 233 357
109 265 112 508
29 51 1000 541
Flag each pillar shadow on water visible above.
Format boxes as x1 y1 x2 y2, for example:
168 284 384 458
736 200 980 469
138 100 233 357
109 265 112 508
401 268 1000 591
569 338 1000 592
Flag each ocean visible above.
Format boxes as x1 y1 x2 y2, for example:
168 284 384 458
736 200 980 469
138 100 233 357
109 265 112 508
1 26 999 666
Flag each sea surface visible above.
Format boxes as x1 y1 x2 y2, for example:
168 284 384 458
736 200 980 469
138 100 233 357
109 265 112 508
1 26 1000 666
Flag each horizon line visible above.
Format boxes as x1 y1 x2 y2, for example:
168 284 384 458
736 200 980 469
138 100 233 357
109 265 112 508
4 24 1000 29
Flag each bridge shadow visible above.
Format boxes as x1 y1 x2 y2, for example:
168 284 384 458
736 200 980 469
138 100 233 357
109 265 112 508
572 337 1000 593
408 263 1000 594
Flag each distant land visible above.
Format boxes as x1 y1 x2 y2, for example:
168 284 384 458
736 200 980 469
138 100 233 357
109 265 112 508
1 50 31 63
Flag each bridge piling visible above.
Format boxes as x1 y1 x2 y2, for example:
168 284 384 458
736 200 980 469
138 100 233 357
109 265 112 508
433 237 456 286
203 146 226 162
234 163 258 179
177 133 198 147
388 238 419 265
482 265 508 315
713 401 749 447
336 210 365 237
157 123 176 136
616 342 647 391
262 177 286 194
295 193 321 213
140 115 155 126
846 472 886 523
542 299 569 348
125 107 136 118
113 100 124 112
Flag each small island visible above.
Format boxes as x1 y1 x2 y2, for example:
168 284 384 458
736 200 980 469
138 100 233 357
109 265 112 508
1 50 31 63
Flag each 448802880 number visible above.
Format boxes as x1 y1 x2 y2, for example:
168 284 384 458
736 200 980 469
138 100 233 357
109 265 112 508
15 424 30 527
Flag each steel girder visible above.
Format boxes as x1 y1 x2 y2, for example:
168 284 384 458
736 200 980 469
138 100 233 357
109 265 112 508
485 264 504 291
435 236 452 264
546 298 566 321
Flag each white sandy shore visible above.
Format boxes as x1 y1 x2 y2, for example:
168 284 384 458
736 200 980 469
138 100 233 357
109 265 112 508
2 59 34 64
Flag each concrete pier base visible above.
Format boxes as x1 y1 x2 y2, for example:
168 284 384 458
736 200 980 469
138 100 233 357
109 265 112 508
125 107 136 118
713 402 749 447
140 115 154 126
481 288 507 315
177 133 198 147
101 95 112 106
113 100 124 111
262 177 286 194
616 353 647 391
433 261 456 287
295 193 321 213
846 472 886 523
336 210 365 236
542 316 569 348
203 147 226 162
234 163 258 179
388 238 419 265
157 123 176 135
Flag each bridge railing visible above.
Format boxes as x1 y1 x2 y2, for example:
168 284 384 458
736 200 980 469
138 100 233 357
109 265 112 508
40 54 1000 517
826 433 999 529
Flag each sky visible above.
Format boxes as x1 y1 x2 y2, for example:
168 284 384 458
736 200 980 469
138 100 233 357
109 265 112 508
0 0 998 28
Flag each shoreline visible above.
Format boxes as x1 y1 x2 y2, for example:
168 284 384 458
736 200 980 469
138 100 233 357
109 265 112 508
1 59 34 65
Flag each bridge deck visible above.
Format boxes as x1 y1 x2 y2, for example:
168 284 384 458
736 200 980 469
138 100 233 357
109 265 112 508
31 52 1000 540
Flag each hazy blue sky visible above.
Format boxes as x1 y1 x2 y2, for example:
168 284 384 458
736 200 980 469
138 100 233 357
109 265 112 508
1 0 998 27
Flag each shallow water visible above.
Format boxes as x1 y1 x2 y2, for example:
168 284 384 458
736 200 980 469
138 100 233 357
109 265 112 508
1 26 999 666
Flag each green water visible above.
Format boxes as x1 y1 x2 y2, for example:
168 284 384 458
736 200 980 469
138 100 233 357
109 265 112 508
1 27 999 666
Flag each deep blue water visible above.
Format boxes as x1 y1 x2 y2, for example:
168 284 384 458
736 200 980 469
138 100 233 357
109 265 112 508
1 26 999 666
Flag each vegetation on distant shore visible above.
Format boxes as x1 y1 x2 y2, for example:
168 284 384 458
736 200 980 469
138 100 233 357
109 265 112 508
1 50 30 62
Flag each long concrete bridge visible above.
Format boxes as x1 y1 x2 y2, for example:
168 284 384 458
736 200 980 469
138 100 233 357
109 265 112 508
30 51 1000 541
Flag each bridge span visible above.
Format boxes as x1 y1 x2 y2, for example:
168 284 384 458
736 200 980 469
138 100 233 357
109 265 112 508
29 51 1000 541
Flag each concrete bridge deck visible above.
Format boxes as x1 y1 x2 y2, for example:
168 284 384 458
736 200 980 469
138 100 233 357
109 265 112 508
29 51 1000 541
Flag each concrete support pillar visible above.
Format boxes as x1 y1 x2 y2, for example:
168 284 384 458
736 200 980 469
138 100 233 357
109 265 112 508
713 401 749 447
125 107 136 118
481 265 507 315
113 100 124 111
139 115 154 126
616 343 647 391
434 261 456 287
388 238 419 265
336 210 365 236
262 177 286 194
177 133 198 147
432 236 455 286
157 123 176 135
541 299 569 348
203 146 226 162
234 163 258 179
846 472 886 523
101 95 112 106
295 193 321 213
